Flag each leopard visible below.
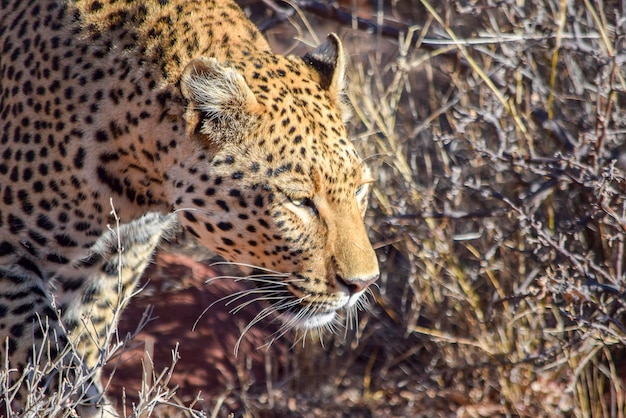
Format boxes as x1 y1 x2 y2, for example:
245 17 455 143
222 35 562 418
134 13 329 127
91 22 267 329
0 0 379 415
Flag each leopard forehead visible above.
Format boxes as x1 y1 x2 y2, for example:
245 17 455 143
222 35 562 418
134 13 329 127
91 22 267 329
190 53 363 199
251 66 360 191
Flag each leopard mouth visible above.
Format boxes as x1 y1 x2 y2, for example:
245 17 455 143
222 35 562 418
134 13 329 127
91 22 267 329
271 293 352 330
245 269 358 330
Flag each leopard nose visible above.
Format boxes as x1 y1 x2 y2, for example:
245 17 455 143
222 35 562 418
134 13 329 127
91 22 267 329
338 273 379 295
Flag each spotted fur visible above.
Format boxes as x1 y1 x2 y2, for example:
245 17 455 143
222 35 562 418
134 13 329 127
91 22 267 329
0 0 379 414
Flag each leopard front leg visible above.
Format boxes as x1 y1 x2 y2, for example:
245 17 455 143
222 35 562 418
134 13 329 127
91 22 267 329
0 212 177 417
55 212 178 370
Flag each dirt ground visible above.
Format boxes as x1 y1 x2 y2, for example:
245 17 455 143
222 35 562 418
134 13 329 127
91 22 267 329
103 252 291 416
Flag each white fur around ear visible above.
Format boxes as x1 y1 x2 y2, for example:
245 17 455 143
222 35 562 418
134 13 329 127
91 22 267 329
181 57 262 139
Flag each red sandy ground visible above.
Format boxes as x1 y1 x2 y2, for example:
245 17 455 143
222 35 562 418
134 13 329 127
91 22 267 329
102 252 290 416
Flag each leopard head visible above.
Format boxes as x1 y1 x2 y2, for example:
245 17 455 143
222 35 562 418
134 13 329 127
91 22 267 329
175 35 379 330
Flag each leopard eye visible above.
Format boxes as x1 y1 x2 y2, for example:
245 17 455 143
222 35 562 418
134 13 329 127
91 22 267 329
290 197 318 215
355 184 366 197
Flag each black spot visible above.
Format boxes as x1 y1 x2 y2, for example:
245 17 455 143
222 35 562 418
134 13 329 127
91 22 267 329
17 257 43 277
36 214 55 230
125 186 137 203
60 277 85 292
95 130 108 142
28 230 47 246
0 241 16 256
8 214 25 233
22 168 33 182
73 147 86 168
183 211 198 223
221 237 235 246
12 304 32 315
186 226 200 238
74 222 91 231
3 186 13 205
92 68 105 81
90 1 103 11
96 166 123 195
99 152 119 163
38 163 49 176
273 163 292 176
216 200 229 212
38 199 52 211
10 324 24 338
46 253 70 264
217 222 233 231
54 234 78 247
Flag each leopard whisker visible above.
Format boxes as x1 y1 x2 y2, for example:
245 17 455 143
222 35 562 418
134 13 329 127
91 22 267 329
235 295 301 333
204 274 297 286
228 293 290 314
343 307 357 340
195 272 302 332
357 288 374 311
207 261 287 275
235 310 273 355
274 297 317 338
235 298 303 355
222 287 286 308
259 296 314 349
192 286 286 331
205 276 302 309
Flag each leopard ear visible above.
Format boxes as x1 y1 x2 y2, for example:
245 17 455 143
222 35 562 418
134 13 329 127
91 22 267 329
181 57 262 140
302 33 346 94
